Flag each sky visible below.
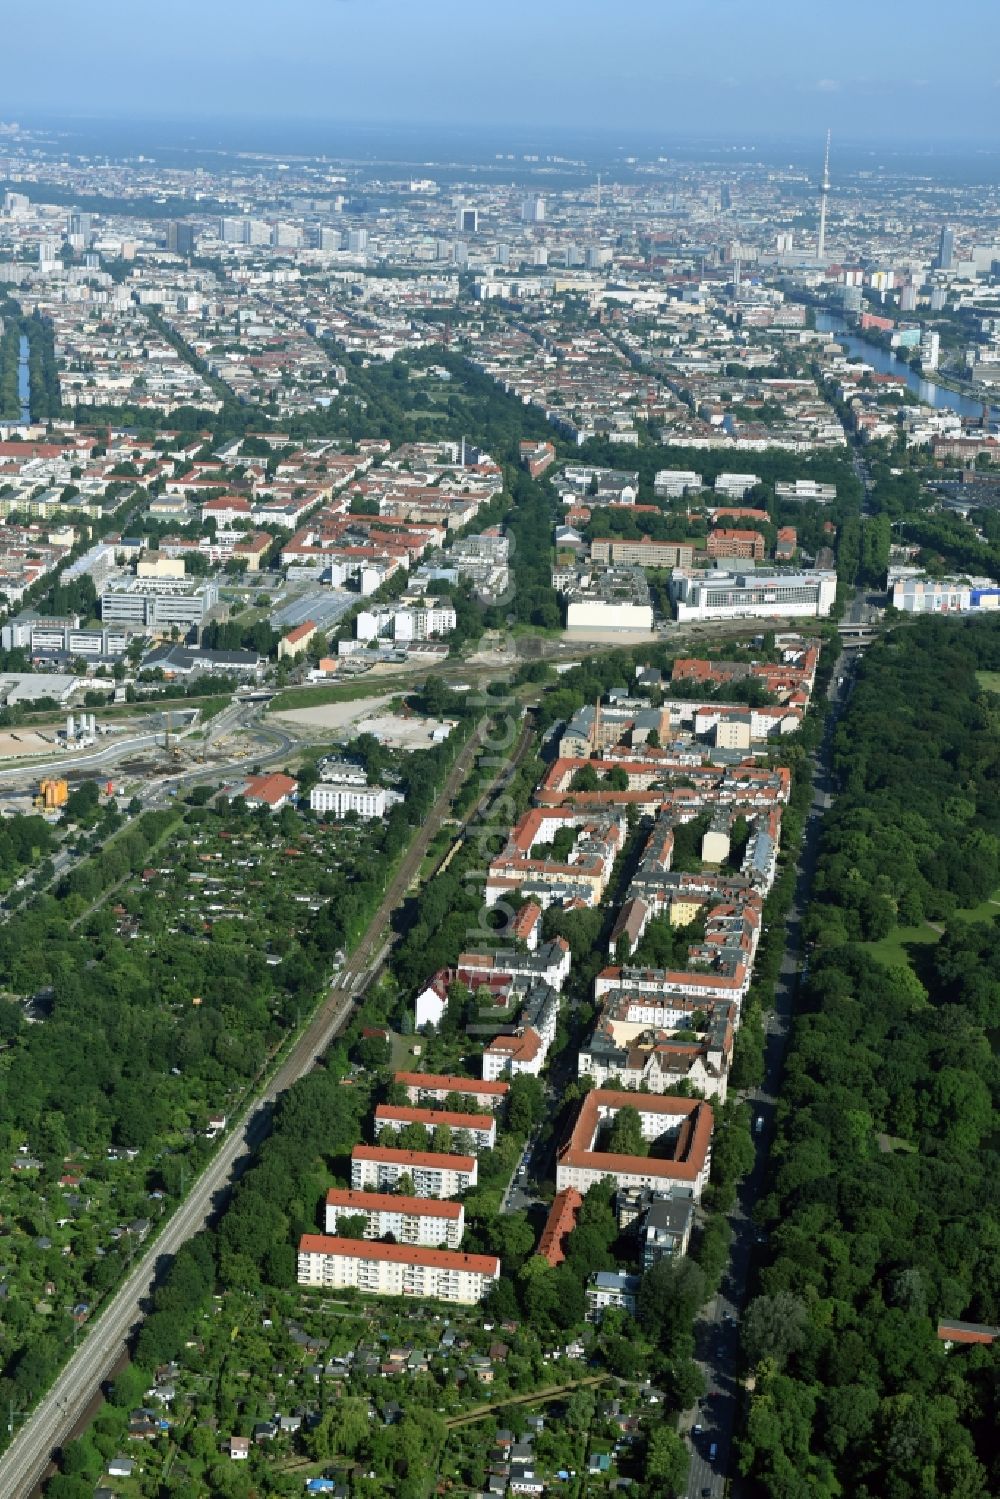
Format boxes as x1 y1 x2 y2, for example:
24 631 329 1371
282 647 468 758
3 0 998 147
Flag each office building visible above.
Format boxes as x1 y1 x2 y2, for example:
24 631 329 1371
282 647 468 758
521 196 545 225
670 567 837 623
166 221 196 255
220 217 248 244
937 225 956 271
99 578 220 630
456 205 479 234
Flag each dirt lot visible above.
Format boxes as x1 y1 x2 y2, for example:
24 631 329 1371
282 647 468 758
274 696 455 749
0 728 61 760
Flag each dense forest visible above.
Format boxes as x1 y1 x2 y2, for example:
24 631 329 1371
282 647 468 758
740 616 1000 1499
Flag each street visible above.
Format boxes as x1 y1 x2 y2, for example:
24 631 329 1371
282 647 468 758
682 644 857 1499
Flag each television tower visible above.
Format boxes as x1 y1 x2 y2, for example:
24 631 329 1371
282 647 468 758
817 129 831 264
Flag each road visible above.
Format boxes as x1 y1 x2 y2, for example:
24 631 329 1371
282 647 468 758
682 644 858 1499
0 711 506 1499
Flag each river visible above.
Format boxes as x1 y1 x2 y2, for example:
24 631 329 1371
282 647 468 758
815 311 999 421
16 334 30 423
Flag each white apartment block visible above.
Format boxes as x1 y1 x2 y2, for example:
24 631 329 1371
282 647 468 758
394 1072 511 1113
324 1188 465 1249
309 783 403 818
350 1145 477 1199
297 1234 499 1305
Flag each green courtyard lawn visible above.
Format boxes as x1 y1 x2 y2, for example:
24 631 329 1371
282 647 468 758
862 888 1000 969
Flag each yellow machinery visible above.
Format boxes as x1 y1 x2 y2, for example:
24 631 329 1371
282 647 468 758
36 778 69 810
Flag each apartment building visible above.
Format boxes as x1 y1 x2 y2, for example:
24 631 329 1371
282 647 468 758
323 1188 465 1249
309 781 404 819
393 1072 511 1112
590 537 695 568
374 1103 497 1152
350 1145 477 1198
555 1090 714 1199
296 1235 499 1305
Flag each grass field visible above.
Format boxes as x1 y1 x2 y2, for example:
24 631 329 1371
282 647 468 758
267 674 417 713
975 670 1000 694
863 889 1000 969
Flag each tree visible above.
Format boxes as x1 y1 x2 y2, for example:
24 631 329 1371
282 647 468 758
335 1213 368 1240
638 1258 705 1358
607 1104 646 1157
742 1293 811 1368
642 1424 689 1496
506 1073 545 1134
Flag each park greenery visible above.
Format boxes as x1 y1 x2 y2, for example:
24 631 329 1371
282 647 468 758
739 615 1000 1499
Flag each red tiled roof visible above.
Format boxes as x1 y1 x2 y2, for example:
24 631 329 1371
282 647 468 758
394 1072 510 1097
298 1234 498 1275
352 1145 476 1172
537 1187 583 1267
243 772 297 806
325 1188 461 1219
375 1104 495 1133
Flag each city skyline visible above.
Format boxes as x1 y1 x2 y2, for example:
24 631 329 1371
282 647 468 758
2 0 997 144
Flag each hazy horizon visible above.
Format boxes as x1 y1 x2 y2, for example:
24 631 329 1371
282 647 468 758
3 0 997 147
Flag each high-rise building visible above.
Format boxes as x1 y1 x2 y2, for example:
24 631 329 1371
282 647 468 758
38 238 58 264
720 183 733 211
166 222 196 255
521 196 545 225
840 284 864 315
920 329 941 371
220 217 248 244
246 219 271 245
937 225 956 271
456 205 479 234
347 227 368 253
899 284 918 312
68 212 92 239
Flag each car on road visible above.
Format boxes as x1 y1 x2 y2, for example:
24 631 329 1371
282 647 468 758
709 1441 718 1462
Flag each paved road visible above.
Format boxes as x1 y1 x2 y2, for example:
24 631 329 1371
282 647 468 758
0 713 503 1499
682 646 858 1499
